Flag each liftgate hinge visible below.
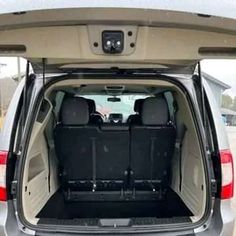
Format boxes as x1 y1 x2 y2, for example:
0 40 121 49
211 179 217 195
208 151 218 196
11 181 17 196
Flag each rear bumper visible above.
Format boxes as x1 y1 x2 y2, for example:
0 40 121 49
3 218 235 236
218 200 236 236
1 200 235 236
194 199 235 236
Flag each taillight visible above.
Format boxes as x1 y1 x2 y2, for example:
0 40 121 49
0 151 8 201
220 149 234 199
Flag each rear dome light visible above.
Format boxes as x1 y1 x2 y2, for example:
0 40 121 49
0 151 8 201
220 150 234 199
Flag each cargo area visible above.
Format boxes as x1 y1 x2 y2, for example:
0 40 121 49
19 78 207 229
37 188 192 221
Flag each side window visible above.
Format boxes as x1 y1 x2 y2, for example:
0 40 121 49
54 91 65 120
164 91 174 122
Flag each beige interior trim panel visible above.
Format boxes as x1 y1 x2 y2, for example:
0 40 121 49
22 100 59 224
0 25 236 62
0 8 236 33
170 91 206 222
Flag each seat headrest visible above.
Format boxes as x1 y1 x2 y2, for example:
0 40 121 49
60 97 89 125
86 99 96 114
141 97 169 125
134 99 144 113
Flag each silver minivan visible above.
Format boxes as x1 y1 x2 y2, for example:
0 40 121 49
0 2 235 235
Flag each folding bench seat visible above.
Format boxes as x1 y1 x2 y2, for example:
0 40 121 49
54 97 130 201
95 124 130 191
130 97 176 197
54 97 98 195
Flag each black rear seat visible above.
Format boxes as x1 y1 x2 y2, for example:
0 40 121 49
127 99 144 125
96 124 129 190
54 97 97 191
130 97 176 192
86 98 103 125
54 97 130 199
54 96 176 201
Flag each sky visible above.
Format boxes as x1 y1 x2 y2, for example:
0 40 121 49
201 60 236 97
0 57 236 97
0 57 26 78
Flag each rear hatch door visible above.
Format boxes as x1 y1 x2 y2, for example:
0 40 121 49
0 2 236 74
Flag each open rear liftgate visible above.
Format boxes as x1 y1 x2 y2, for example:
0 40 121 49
21 59 206 205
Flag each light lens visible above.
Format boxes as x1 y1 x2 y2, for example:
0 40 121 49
0 151 8 201
220 150 234 199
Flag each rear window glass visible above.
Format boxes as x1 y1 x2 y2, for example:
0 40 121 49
83 94 148 122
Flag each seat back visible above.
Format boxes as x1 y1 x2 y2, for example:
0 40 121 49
54 97 98 183
131 97 176 188
54 95 176 201
127 99 144 125
96 125 130 181
54 97 130 193
87 98 103 125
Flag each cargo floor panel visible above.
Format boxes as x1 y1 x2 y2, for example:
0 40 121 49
37 189 193 220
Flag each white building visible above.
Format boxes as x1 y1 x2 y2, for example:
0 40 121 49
202 72 231 108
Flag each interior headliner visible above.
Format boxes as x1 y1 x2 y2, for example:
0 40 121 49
46 78 177 97
56 84 173 97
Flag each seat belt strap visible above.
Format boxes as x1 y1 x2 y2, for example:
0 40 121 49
91 137 97 192
173 100 178 127
176 124 187 192
44 132 51 192
52 108 58 127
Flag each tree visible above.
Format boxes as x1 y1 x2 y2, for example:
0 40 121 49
222 94 233 109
